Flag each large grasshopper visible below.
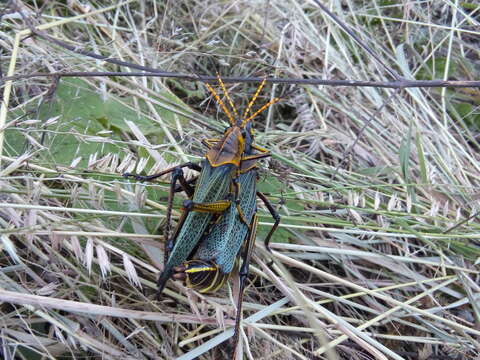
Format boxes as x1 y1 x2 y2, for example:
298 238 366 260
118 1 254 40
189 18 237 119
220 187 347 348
126 76 281 353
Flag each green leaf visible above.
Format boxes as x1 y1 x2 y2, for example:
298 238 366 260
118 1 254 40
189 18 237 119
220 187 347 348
453 102 480 130
256 175 296 243
416 57 458 80
399 122 412 182
415 129 428 184
5 78 189 170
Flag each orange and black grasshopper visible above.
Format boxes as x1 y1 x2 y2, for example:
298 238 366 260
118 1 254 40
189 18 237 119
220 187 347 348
125 76 281 354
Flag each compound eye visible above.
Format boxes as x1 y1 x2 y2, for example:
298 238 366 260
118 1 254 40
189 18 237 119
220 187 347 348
241 129 247 138
224 127 230 133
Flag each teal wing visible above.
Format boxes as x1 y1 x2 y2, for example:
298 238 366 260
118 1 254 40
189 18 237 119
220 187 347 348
159 160 235 285
196 169 257 274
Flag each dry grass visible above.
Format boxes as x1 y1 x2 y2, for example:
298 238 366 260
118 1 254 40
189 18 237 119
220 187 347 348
1 1 480 359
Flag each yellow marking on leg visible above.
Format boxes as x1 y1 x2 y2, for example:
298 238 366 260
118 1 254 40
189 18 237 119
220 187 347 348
252 144 269 153
185 267 217 273
210 274 228 292
241 153 270 161
236 203 250 227
189 200 231 213
200 268 220 293
203 138 221 148
233 174 249 225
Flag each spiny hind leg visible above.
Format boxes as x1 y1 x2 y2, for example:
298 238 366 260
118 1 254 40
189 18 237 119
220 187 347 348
231 215 258 359
256 191 281 253
124 162 201 264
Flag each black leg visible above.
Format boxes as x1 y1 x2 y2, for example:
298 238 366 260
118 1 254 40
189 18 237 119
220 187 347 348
162 167 186 265
124 162 201 198
231 215 258 359
174 176 198 196
124 162 201 265
256 192 281 252
232 176 249 227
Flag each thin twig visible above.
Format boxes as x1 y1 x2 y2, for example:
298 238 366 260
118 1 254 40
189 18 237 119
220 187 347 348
5 71 480 88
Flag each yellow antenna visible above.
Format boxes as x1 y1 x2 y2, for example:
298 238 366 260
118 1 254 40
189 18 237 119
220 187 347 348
242 78 267 121
216 73 239 120
205 82 235 126
241 97 281 127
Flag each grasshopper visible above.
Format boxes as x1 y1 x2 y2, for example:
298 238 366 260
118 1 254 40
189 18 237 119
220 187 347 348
174 142 281 356
125 76 281 354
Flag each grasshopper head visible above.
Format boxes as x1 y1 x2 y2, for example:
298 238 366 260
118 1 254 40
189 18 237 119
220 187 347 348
205 76 279 167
